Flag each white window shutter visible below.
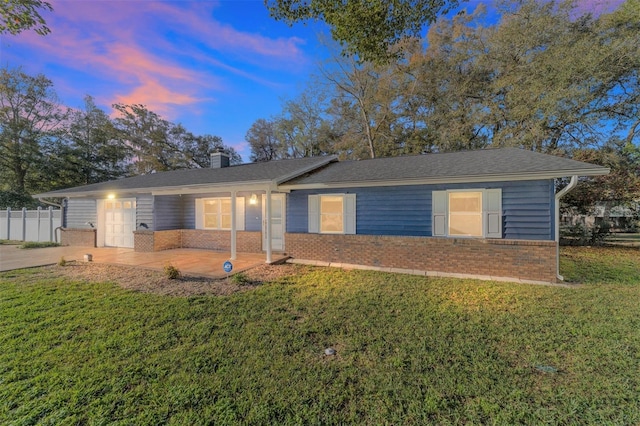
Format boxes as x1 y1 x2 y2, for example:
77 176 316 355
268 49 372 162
344 194 356 235
308 195 319 233
432 191 447 236
235 197 245 231
195 199 204 229
485 189 502 238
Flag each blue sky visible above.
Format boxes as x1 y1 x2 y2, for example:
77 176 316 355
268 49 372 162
1 0 624 162
2 0 330 161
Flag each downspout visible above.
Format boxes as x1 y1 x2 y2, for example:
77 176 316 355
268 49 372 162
38 197 65 243
555 176 578 281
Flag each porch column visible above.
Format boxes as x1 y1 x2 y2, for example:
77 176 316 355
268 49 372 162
230 191 237 260
265 187 272 263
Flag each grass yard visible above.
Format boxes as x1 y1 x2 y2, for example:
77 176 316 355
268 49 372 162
1 247 639 425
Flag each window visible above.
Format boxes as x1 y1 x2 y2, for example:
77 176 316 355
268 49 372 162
195 197 245 231
308 194 356 234
320 195 344 233
432 189 501 238
448 191 483 236
204 198 231 230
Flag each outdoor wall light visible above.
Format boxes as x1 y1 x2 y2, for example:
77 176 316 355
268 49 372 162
249 194 258 205
107 193 116 199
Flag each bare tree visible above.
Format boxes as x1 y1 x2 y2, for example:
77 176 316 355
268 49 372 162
246 118 281 162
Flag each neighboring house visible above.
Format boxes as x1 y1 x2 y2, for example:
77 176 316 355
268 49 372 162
34 148 609 283
561 201 639 231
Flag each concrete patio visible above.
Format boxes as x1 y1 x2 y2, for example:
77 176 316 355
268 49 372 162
0 245 285 278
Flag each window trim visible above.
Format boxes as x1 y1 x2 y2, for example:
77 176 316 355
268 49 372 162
320 195 345 234
447 190 483 237
432 188 502 239
203 197 232 230
195 196 245 231
308 193 356 235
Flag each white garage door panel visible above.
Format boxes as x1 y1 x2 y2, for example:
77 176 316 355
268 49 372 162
103 199 136 248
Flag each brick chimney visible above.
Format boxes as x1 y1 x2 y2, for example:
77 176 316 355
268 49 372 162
210 149 230 168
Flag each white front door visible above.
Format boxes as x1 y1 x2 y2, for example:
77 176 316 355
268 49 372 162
103 198 136 248
262 194 285 252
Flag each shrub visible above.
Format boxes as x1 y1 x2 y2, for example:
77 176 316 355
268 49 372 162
163 263 181 280
230 272 252 286
20 241 60 249
58 257 67 267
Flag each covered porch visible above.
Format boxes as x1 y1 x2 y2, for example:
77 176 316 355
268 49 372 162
84 248 289 278
0 245 287 278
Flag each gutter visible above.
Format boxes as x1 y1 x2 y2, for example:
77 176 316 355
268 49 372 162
279 167 609 191
38 197 62 209
554 176 578 281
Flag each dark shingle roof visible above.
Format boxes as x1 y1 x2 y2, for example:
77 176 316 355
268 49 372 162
35 148 609 198
34 156 336 197
282 148 609 187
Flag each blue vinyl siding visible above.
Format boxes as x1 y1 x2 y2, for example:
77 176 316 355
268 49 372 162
288 187 430 236
182 191 256 230
67 194 156 230
66 198 96 229
287 191 310 234
136 194 154 230
183 193 226 229
502 181 554 240
358 187 431 236
154 195 183 230
183 193 228 229
287 180 555 241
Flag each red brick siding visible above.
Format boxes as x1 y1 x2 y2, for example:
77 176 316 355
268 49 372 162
285 233 557 283
133 231 154 252
181 229 230 250
237 231 262 253
153 230 182 251
61 228 96 247
180 230 262 252
134 230 184 252
132 229 263 253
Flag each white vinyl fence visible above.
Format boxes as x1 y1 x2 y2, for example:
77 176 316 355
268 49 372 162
0 207 62 243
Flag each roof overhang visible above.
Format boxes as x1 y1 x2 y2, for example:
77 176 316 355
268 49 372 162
33 180 279 199
33 158 608 197
279 168 610 190
33 156 339 199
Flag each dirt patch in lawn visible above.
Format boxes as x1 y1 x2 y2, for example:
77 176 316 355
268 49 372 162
43 261 307 297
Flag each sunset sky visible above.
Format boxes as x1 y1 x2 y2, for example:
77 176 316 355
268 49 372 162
2 0 624 162
3 0 328 160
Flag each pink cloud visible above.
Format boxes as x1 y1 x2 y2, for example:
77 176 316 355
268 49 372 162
14 4 224 118
11 0 309 120
112 79 205 118
230 140 250 154
99 43 203 85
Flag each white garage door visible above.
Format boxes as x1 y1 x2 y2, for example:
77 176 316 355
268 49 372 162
104 198 136 248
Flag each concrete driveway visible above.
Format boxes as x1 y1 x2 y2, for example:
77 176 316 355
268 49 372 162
0 245 283 278
0 245 97 272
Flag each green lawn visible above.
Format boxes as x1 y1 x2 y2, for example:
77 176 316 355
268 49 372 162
1 247 639 425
